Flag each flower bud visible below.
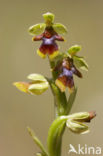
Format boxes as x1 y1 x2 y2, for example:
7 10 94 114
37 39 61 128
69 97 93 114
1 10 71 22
66 119 89 134
66 111 96 134
69 111 96 122
27 73 47 83
14 74 49 95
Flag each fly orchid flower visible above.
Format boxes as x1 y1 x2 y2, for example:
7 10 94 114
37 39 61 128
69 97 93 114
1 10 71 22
29 12 67 60
55 57 82 92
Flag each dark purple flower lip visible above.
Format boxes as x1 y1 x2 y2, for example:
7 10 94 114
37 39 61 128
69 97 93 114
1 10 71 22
32 27 64 59
55 57 82 92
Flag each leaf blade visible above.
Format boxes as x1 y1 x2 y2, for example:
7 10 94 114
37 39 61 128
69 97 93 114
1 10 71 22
27 127 48 156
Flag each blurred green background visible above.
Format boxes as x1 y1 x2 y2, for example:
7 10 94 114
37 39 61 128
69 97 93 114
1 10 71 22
0 0 103 155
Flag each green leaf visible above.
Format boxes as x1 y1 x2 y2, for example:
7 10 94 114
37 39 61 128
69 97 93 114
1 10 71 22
28 23 46 35
28 82 49 95
73 55 88 71
27 73 47 83
43 12 55 24
27 127 48 156
66 87 77 115
53 23 67 34
47 116 68 156
67 45 81 56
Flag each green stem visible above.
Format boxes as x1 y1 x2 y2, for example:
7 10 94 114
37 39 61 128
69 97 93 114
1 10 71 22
47 116 68 156
48 58 68 116
50 82 67 116
48 57 77 156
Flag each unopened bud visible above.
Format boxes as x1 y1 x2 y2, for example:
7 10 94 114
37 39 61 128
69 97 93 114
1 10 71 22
14 74 49 95
89 111 96 121
69 111 96 122
27 73 47 83
66 119 89 134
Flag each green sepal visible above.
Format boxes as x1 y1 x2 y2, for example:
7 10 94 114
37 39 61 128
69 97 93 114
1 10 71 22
67 45 81 56
73 55 88 71
28 82 49 95
53 23 67 34
43 12 54 24
13 82 29 93
27 127 48 156
28 23 46 35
